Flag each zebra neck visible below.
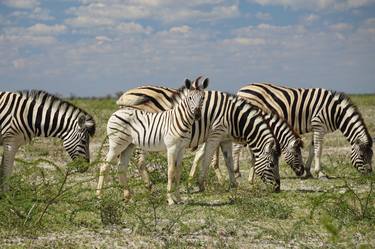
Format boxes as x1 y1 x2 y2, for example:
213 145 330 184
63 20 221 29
29 104 78 140
263 113 293 151
229 100 264 143
337 104 370 145
171 100 195 128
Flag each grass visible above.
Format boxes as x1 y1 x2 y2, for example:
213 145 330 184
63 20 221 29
0 95 375 248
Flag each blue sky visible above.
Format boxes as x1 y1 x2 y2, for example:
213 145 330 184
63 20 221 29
1 0 375 96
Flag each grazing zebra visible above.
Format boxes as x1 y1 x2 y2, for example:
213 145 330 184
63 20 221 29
0 90 96 192
116 78 282 192
96 78 207 205
210 110 305 181
237 83 373 178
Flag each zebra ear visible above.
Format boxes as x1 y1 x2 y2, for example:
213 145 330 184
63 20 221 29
78 115 96 135
78 115 86 129
202 78 209 89
294 138 303 148
185 79 192 90
266 140 275 153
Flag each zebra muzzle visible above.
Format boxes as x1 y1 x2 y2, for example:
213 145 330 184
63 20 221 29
194 109 202 120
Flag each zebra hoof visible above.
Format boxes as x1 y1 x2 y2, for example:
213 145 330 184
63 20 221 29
123 189 132 202
198 184 206 192
302 172 313 179
145 183 153 191
167 193 182 205
235 172 242 178
318 172 329 179
229 181 238 189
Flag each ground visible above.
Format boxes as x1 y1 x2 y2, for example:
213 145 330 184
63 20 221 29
0 95 374 249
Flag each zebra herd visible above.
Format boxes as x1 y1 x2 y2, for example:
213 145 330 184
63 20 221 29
0 77 373 205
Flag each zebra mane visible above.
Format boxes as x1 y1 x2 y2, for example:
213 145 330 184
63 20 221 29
265 109 303 145
170 85 189 103
17 90 96 136
332 91 372 147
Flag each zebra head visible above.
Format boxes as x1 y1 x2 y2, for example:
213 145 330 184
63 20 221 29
284 138 305 176
254 139 281 192
63 114 96 165
184 77 208 120
351 139 373 174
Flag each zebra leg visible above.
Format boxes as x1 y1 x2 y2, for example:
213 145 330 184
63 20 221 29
313 131 327 178
247 147 256 184
96 145 126 198
137 150 152 190
172 149 185 204
303 136 314 179
118 144 135 201
211 148 225 185
167 145 179 205
220 141 238 188
198 140 221 192
232 143 242 178
188 143 206 186
0 142 19 193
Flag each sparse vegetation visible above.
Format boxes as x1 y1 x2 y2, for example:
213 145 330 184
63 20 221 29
0 95 374 248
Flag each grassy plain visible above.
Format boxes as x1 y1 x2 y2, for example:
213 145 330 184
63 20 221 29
0 95 374 248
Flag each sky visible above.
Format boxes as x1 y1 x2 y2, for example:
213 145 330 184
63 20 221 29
1 0 375 97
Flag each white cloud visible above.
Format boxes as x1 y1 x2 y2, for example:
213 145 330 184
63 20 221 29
255 12 271 20
95 36 112 45
2 0 39 9
65 1 239 29
116 22 152 34
1 0 374 95
169 25 191 33
248 0 375 11
365 18 375 26
304 14 319 23
329 23 353 31
0 25 60 47
65 16 114 27
11 7 55 20
223 37 266 46
12 58 29 69
0 34 57 45
27 24 67 34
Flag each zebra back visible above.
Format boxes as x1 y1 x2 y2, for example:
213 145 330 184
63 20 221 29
116 86 178 112
238 83 372 144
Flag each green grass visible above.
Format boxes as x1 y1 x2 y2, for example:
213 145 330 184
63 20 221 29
1 95 375 248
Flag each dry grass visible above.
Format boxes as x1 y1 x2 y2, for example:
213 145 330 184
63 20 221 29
0 95 374 249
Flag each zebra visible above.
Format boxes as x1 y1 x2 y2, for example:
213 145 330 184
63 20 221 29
96 78 208 205
0 90 96 192
237 83 373 178
115 78 282 193
209 110 305 181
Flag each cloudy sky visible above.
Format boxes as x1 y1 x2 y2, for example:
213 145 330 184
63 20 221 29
1 0 375 96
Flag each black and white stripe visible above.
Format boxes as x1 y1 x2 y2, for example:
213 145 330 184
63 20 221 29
237 83 373 177
96 78 208 205
228 110 304 179
0 90 96 192
116 79 282 192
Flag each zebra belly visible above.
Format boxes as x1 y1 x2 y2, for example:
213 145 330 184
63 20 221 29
131 136 167 152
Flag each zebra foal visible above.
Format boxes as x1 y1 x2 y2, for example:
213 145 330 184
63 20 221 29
237 83 373 178
96 78 207 205
0 90 96 192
